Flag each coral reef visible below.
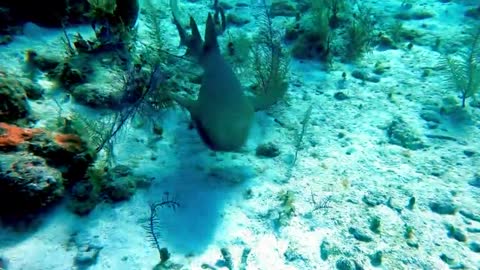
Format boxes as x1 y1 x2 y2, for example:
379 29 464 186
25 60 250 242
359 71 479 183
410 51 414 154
28 131 93 184
88 0 139 29
0 0 139 38
68 178 99 215
286 0 377 63
68 164 152 215
100 165 145 202
0 0 90 39
0 71 31 122
0 122 94 221
0 153 64 222
386 117 426 150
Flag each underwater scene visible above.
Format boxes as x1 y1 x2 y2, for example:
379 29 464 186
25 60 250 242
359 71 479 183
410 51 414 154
0 0 479 269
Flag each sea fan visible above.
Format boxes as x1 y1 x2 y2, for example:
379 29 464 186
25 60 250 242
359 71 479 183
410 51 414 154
250 0 289 111
443 27 480 107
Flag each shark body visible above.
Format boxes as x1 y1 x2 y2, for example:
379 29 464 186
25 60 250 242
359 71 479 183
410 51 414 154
169 14 254 151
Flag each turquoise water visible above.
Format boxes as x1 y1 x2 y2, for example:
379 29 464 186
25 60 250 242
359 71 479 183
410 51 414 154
0 0 479 269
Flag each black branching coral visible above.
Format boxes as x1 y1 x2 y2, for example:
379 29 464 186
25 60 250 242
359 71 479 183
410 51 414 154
93 63 165 156
144 193 180 264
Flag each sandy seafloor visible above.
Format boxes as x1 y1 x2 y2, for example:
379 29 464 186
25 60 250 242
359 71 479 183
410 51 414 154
1 0 480 269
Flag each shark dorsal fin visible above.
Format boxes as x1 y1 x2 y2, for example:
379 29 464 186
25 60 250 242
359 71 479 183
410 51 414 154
204 13 218 53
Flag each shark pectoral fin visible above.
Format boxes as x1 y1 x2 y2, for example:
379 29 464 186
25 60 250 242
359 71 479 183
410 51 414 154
170 0 188 47
188 16 203 55
193 118 217 150
172 16 187 47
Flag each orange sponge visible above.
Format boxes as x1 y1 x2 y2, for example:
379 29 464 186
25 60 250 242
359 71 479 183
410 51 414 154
0 122 42 148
